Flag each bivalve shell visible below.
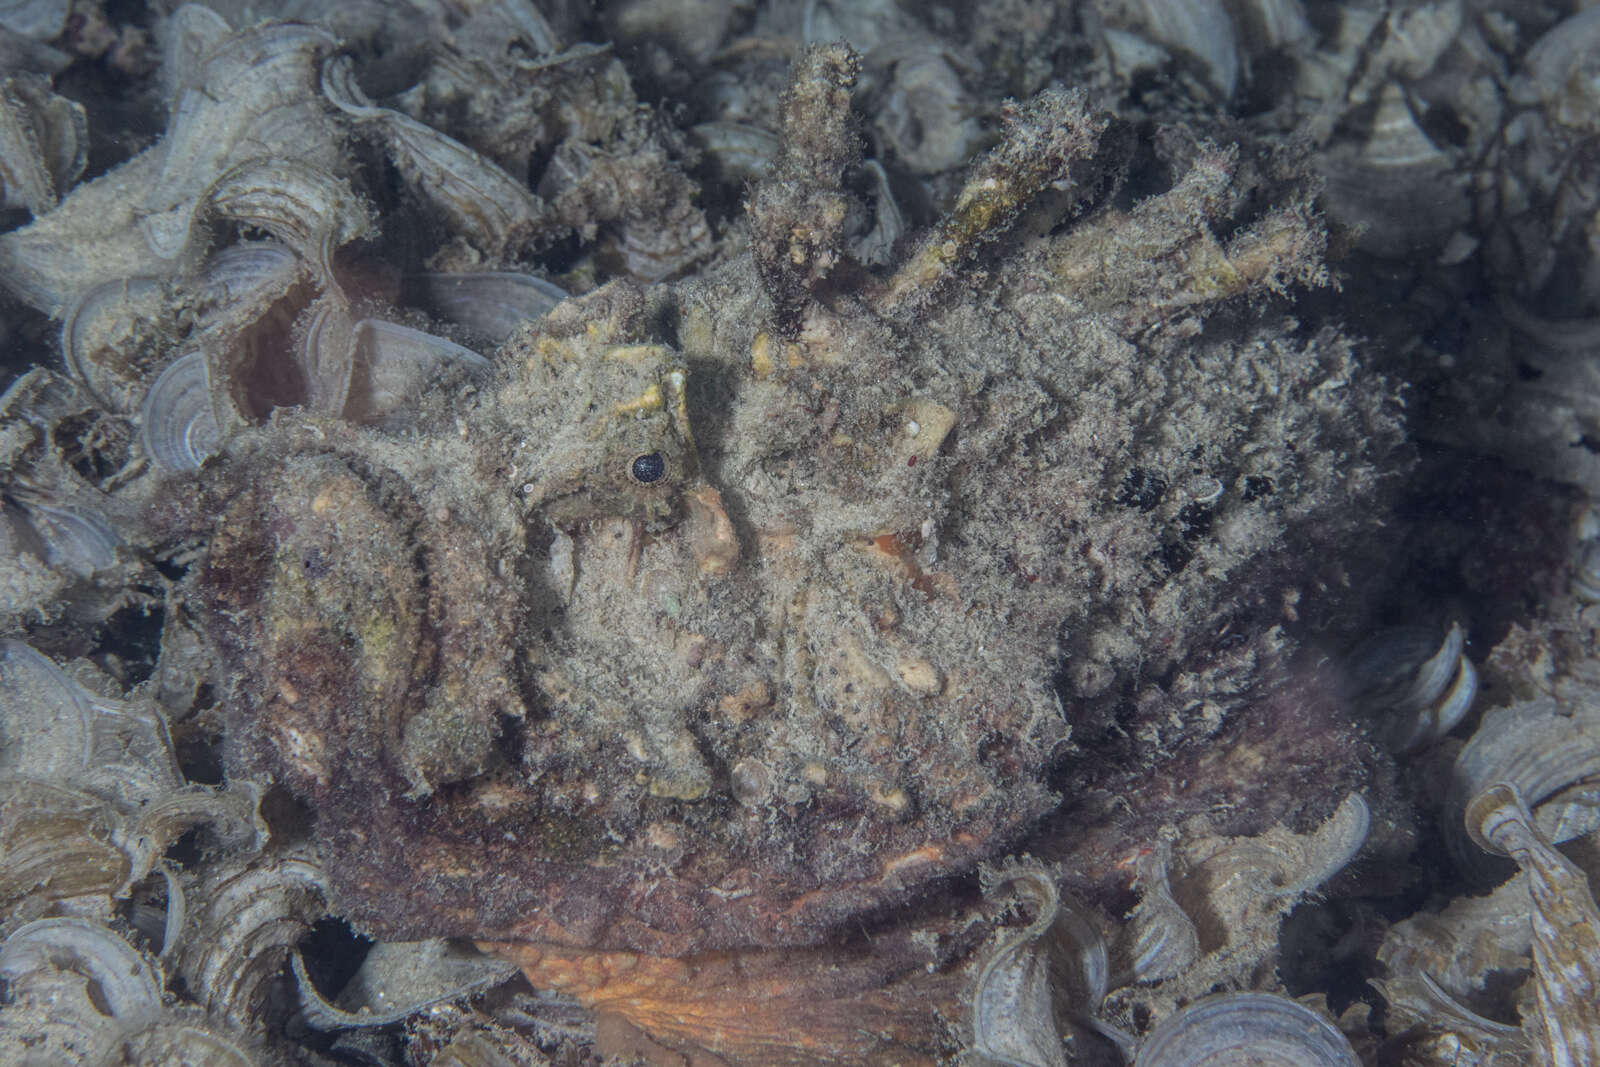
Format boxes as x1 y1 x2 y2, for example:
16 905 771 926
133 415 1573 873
141 350 221 472
1133 991 1361 1067
404 271 568 348
1444 694 1600 881
1465 782 1600 1065
1341 622 1477 753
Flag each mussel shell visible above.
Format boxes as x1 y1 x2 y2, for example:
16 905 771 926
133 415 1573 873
8 494 120 577
175 851 326 1030
0 778 133 907
343 318 490 425
972 864 1086 1067
0 917 164 1026
1573 540 1600 604
1100 0 1241 98
294 938 518 1030
404 271 568 347
1133 992 1360 1067
1445 696 1600 881
1112 847 1198 987
140 350 221 472
59 275 168 413
0 0 71 42
0 74 86 215
1341 622 1476 752
0 639 180 808
195 240 300 315
321 54 544 255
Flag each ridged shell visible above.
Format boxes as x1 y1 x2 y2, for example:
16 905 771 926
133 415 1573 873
1465 782 1600 1065
1100 0 1240 98
972 861 1109 1067
200 157 371 288
404 271 568 347
295 303 492 425
0 778 132 909
6 492 120 577
1190 793 1370 905
1376 874 1540 1005
0 19 342 315
0 74 86 215
1318 84 1471 258
1342 622 1478 753
1133 992 1361 1067
0 917 256 1065
321 54 545 255
294 938 519 1029
1444 696 1600 881
1513 6 1600 130
195 241 300 313
141 350 221 472
0 638 179 807
0 640 263 900
0 917 164 1064
143 22 343 260
59 275 168 413
0 0 70 41
1372 968 1528 1064
347 319 491 424
1111 846 1199 988
173 850 326 1032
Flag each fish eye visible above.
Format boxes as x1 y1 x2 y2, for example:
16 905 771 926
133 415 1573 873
631 452 666 484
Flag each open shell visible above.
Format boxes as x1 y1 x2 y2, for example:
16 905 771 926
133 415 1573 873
1133 992 1360 1067
1444 695 1600 882
1342 622 1478 753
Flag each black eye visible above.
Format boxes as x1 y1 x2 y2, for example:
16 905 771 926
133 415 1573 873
631 452 666 484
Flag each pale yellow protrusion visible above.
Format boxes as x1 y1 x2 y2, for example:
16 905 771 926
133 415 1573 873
899 398 957 461
613 382 664 417
867 782 911 814
896 655 944 695
666 369 690 432
687 486 739 576
648 775 711 801
606 343 669 364
750 332 775 378
680 302 715 356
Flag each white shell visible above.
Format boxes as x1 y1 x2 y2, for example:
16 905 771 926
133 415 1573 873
294 938 519 1030
346 318 490 424
972 862 1102 1067
174 850 326 1031
1445 695 1600 882
406 271 568 346
1133 992 1360 1067
1342 622 1477 753
322 54 545 255
0 74 86 215
141 350 221 472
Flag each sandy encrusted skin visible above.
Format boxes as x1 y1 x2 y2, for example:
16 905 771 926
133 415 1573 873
189 42 1401 993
